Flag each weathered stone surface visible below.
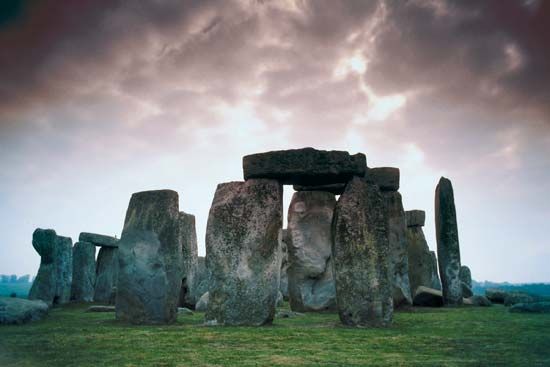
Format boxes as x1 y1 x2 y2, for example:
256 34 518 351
205 179 282 326
116 190 183 325
461 282 474 298
429 251 442 290
463 295 492 307
278 229 289 300
55 235 73 305
412 286 443 307
509 302 550 313
29 229 57 306
485 289 507 304
79 232 118 248
178 211 199 308
85 305 115 312
196 292 209 312
460 265 472 290
70 241 96 302
243 148 366 185
94 247 118 304
287 191 336 312
293 183 346 195
382 191 412 307
435 177 462 305
193 257 211 303
406 223 435 295
405 210 425 227
332 177 393 327
0 297 49 325
365 167 400 191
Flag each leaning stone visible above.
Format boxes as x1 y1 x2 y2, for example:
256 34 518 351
0 297 49 325
28 229 58 306
406 220 436 295
79 232 118 248
435 177 462 305
70 241 96 302
413 286 444 307
485 289 508 304
429 252 442 290
94 247 118 304
405 210 425 227
463 295 492 307
365 167 400 191
509 302 550 313
293 183 347 195
196 292 209 312
332 177 393 327
382 191 412 307
116 189 183 325
205 179 282 326
178 211 199 308
287 191 336 312
243 147 366 185
85 305 115 312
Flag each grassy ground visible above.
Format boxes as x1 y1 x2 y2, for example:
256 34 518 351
0 303 549 367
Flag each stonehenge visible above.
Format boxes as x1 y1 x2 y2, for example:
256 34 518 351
435 177 463 305
79 232 118 248
94 247 119 304
205 179 282 326
460 265 474 298
278 229 289 300
406 210 438 295
178 211 199 308
70 241 96 302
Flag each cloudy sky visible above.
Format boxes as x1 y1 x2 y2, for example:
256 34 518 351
1 0 549 283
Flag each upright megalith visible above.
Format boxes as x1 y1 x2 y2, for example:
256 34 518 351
405 210 435 294
205 179 282 326
29 229 72 306
429 251 442 290
332 177 393 327
243 148 366 185
94 247 118 303
435 177 462 305
460 265 473 298
70 241 96 302
193 256 211 301
286 191 336 312
116 190 183 324
178 211 199 308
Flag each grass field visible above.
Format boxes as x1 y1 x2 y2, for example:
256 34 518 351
1 303 549 366
0 283 32 298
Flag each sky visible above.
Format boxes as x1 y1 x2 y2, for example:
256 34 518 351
0 0 549 283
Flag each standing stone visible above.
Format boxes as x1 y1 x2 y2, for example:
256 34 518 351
29 229 58 306
429 251 442 290
205 179 282 326
278 229 290 300
332 177 393 327
193 256 211 301
178 211 199 308
54 236 73 305
94 247 118 304
381 190 412 307
435 177 462 305
287 191 336 312
116 190 183 324
70 241 96 302
406 210 435 294
460 265 473 298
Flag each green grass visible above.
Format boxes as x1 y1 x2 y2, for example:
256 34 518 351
0 283 31 298
1 303 549 366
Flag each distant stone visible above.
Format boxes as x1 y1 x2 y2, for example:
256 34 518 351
276 310 305 318
405 210 425 227
365 167 400 191
94 247 118 304
435 177 462 305
79 232 118 248
178 307 194 315
429 252 442 290
85 305 115 312
412 286 444 307
485 289 507 304
461 282 474 298
460 266 472 290
287 191 336 312
509 302 550 313
178 211 199 308
28 229 58 306
382 191 412 307
0 297 49 325
463 296 492 307
293 183 347 195
276 291 284 307
243 148 366 185
116 190 183 325
70 241 96 302
332 177 393 327
196 292 209 312
406 218 435 295
278 229 289 300
193 257 211 303
205 179 282 326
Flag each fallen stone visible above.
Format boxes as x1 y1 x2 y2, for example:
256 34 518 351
365 167 400 191
178 307 194 315
85 305 115 312
435 177 462 305
509 302 550 313
485 289 508 304
405 210 425 227
205 179 282 326
28 229 58 306
70 241 96 302
463 295 492 307
276 310 305 318
243 147 366 185
0 297 49 325
293 183 347 195
287 191 336 312
79 232 118 248
116 189 183 325
382 191 412 307
196 292 209 312
178 211 199 308
413 286 443 307
94 247 118 304
332 177 393 327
